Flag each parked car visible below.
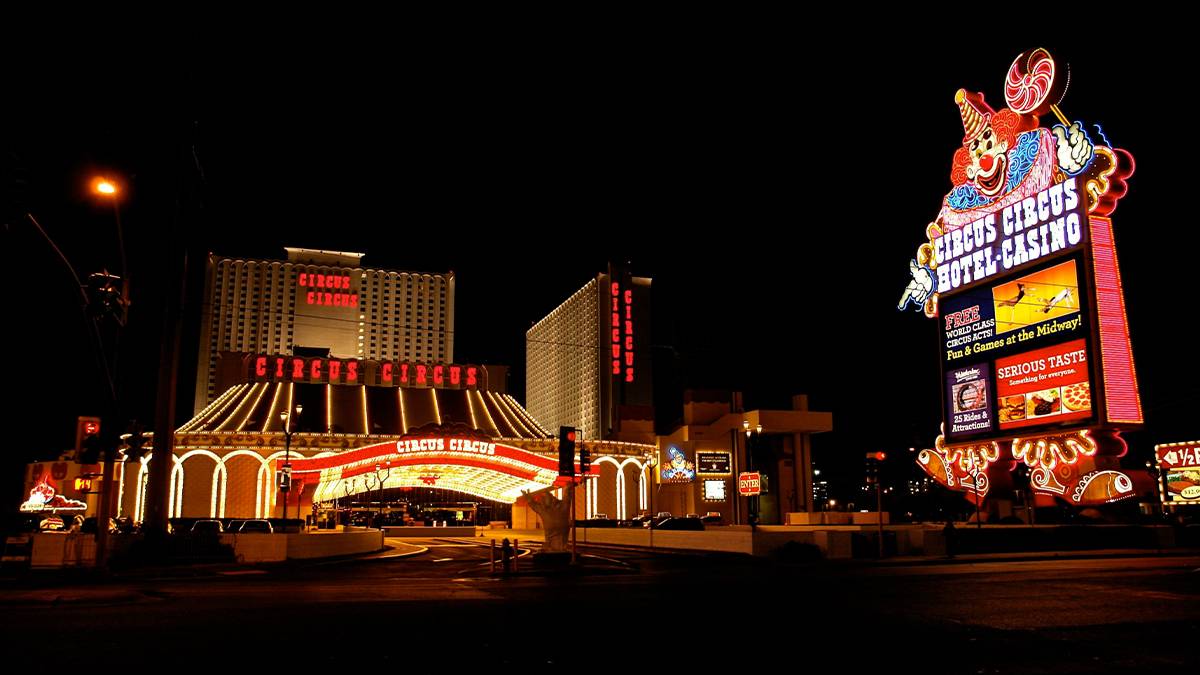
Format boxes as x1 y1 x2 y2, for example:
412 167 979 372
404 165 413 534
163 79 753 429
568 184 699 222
655 517 705 531
236 519 274 534
700 512 726 526
190 519 224 534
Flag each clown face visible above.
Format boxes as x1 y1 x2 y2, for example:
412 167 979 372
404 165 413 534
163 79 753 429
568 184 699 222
965 125 1009 197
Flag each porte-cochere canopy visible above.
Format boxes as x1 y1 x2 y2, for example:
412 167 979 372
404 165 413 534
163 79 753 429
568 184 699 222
287 437 586 504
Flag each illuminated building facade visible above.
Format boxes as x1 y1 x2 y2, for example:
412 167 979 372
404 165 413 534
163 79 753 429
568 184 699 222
118 353 654 523
525 266 653 442
194 248 455 415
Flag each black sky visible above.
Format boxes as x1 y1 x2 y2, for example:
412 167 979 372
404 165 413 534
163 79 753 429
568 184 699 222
4 32 1195 507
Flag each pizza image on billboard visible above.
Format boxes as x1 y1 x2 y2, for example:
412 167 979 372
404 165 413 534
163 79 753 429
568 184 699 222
1061 381 1091 412
991 260 1080 334
995 338 1092 430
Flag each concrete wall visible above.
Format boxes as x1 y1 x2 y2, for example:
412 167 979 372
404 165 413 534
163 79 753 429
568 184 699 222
286 529 383 560
382 526 475 538
30 533 97 568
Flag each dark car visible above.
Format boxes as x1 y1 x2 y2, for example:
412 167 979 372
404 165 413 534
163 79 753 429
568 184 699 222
654 517 705 531
236 519 274 534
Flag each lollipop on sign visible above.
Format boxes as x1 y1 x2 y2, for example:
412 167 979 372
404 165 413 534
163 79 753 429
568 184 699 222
1005 47 1068 123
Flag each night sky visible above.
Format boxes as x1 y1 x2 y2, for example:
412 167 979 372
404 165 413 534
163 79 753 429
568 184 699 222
4 34 1195 509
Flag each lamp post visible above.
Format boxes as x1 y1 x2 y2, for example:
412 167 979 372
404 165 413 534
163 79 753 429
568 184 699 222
280 403 303 533
743 420 762 530
647 452 658 549
373 461 391 530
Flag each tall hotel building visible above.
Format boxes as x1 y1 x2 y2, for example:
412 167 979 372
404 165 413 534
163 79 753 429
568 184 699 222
193 248 455 414
526 266 653 442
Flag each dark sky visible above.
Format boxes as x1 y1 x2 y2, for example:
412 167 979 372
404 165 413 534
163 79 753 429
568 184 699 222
4 33 1194 507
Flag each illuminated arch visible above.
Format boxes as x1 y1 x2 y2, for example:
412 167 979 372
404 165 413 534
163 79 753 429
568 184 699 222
178 449 227 518
220 449 275 518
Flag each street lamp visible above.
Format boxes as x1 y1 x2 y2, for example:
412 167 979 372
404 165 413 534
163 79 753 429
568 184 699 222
743 420 762 529
280 403 303 533
373 461 392 530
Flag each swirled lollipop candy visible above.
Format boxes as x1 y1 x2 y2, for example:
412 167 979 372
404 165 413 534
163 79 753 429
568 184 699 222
1005 48 1066 117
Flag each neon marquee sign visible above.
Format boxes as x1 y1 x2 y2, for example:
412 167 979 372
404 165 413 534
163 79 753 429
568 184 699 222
248 354 481 389
907 48 1140 507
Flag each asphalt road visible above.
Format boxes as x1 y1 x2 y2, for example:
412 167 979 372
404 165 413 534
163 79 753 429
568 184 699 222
2 542 1197 672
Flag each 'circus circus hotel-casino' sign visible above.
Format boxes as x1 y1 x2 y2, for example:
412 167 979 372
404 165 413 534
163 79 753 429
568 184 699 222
901 48 1144 507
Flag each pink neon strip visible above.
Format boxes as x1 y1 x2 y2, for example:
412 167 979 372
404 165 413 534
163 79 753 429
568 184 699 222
1090 216 1143 423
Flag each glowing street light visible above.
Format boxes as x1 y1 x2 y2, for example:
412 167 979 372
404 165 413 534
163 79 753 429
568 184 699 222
93 178 118 196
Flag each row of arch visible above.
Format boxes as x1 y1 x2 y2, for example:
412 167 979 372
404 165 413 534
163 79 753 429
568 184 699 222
118 451 650 521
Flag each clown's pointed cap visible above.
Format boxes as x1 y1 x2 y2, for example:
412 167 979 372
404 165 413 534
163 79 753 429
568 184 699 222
955 89 994 142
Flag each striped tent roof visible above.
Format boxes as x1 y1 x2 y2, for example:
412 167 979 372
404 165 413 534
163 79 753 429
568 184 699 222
179 382 550 439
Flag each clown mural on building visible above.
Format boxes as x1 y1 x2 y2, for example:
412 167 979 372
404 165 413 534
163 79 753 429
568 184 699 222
900 48 1144 513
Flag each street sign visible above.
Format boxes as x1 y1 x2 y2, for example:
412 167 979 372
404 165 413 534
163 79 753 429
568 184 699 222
738 472 761 496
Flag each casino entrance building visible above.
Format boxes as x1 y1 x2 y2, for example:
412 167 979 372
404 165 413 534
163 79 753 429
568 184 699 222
116 355 655 527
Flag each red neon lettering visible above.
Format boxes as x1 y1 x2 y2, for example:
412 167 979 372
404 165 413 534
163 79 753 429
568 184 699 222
612 312 619 327
400 363 409 384
292 359 305 379
324 292 333 305
626 369 634 382
611 283 619 297
450 366 461 385
613 360 620 375
433 365 444 385
255 357 267 377
416 365 427 385
625 290 632 304
333 294 342 307
329 360 341 380
346 361 358 382
316 274 325 288
625 336 633 350
612 328 620 343
275 357 285 378
343 276 350 289
466 367 477 387
625 352 634 366
625 320 633 335
350 295 358 307
612 345 620 358
625 305 631 319
299 273 307 286
311 359 322 379
306 291 315 305
381 362 392 383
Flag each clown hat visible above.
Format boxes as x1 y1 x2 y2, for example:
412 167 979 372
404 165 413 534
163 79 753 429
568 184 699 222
955 89 994 142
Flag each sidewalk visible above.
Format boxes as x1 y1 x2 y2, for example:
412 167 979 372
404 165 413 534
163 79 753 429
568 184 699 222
866 547 1200 567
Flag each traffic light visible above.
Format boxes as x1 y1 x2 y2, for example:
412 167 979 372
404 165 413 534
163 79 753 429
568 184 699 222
865 451 886 484
558 426 576 476
76 416 101 462
120 421 149 461
86 271 126 325
579 443 592 474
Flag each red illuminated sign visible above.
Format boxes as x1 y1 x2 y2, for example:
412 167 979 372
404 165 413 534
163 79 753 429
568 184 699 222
738 472 761 496
249 354 479 389
611 281 635 383
298 271 357 307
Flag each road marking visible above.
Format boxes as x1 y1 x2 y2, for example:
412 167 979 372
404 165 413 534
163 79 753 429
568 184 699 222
433 558 453 562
